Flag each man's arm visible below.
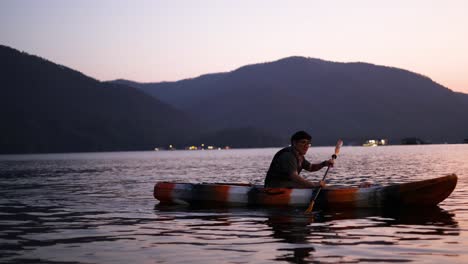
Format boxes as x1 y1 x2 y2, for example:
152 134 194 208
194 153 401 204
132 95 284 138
306 159 334 172
290 171 325 188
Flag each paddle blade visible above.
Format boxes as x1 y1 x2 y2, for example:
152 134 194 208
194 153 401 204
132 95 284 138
334 139 343 155
305 201 315 214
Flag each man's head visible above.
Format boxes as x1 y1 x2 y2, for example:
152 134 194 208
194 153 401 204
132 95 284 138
291 131 312 155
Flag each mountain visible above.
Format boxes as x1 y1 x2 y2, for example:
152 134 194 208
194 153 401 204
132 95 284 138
115 57 468 145
455 92 468 104
3 44 466 154
0 45 198 154
113 72 229 112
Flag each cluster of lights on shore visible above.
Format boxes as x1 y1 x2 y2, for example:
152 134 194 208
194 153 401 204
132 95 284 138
155 144 231 151
363 139 388 147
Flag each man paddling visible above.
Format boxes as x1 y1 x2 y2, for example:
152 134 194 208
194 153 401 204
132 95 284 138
264 131 334 188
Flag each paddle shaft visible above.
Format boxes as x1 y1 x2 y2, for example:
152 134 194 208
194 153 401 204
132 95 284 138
309 155 335 205
305 139 342 213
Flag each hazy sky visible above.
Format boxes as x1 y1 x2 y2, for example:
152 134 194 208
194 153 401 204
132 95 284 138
1 0 468 93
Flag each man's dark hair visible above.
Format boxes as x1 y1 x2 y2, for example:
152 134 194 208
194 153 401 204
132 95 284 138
290 131 312 144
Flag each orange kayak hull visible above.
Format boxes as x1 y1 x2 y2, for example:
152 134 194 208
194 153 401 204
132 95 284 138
154 174 457 209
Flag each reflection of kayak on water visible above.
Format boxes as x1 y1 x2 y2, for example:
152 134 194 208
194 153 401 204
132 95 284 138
154 198 459 264
154 203 458 228
154 174 457 209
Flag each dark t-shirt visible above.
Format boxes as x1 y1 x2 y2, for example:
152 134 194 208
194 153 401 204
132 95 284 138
264 146 311 188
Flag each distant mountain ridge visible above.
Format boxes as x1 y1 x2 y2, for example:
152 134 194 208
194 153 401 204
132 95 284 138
0 45 199 153
2 44 467 154
112 71 229 112
115 56 468 145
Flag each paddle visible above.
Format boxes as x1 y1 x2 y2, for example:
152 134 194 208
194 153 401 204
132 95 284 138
305 139 343 214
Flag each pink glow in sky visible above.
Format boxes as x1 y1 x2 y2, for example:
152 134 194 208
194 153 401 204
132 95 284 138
1 0 467 93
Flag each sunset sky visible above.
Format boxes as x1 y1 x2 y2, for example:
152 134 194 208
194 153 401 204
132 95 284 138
1 0 467 93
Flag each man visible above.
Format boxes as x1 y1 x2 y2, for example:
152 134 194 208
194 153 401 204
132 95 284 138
264 131 334 188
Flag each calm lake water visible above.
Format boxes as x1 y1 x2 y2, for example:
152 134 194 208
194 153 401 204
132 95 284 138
1 145 468 263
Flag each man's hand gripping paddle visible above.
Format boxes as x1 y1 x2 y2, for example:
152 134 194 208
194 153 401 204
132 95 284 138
305 139 343 214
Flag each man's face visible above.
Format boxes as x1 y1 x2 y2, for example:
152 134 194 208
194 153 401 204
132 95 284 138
293 139 311 155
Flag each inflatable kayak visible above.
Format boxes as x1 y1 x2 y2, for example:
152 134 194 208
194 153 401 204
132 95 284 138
153 174 457 209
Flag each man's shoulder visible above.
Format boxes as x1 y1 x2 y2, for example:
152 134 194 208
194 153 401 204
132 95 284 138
277 146 292 152
275 147 295 160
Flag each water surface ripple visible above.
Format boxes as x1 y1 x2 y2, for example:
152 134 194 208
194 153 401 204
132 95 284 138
1 145 467 263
